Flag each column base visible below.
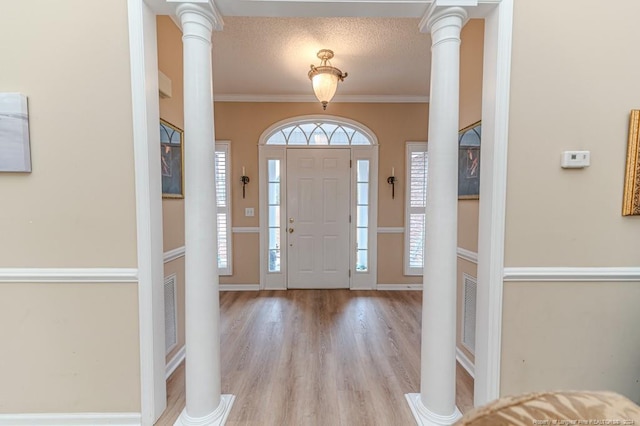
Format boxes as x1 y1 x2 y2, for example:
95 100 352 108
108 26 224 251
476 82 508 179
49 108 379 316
405 393 462 426
174 394 235 426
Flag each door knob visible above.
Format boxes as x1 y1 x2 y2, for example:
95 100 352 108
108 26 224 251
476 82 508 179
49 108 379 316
288 228 294 233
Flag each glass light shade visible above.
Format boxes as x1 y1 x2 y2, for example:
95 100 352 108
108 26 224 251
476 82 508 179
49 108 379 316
311 72 339 104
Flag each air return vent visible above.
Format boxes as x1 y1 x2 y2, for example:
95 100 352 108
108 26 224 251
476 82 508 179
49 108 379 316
164 274 178 354
462 273 477 354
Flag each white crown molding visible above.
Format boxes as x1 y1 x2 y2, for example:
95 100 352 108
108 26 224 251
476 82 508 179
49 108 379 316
377 227 405 233
231 227 260 233
456 347 475 379
163 246 186 263
503 267 640 282
0 268 138 283
0 412 141 426
214 94 429 103
166 345 186 380
377 283 423 290
457 247 478 264
220 284 260 291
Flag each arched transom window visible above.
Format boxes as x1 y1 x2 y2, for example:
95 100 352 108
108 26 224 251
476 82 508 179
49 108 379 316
265 121 373 146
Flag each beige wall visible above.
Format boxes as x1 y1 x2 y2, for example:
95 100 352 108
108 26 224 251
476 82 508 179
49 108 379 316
158 16 186 254
0 283 141 413
0 0 141 414
455 20 483 361
501 0 640 402
501 282 640 402
0 0 138 268
213 101 429 285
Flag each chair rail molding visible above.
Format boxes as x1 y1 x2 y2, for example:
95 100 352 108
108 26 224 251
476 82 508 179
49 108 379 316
503 266 640 282
0 268 138 283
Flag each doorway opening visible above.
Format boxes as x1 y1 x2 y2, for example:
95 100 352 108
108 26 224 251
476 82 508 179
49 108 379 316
258 115 379 290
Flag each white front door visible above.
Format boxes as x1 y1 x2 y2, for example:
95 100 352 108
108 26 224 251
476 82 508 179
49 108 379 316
286 148 351 289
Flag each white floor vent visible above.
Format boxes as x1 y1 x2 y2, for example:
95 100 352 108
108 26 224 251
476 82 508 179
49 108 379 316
462 273 477 354
164 274 178 354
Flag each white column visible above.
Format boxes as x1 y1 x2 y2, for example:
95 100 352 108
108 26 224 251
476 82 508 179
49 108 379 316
405 5 467 426
174 3 234 426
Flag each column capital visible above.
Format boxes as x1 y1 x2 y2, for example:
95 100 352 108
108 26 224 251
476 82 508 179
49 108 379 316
170 0 224 32
419 1 474 34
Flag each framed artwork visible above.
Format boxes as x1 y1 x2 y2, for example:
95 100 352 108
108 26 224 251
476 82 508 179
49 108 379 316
0 93 31 172
622 110 640 216
160 119 184 198
458 120 481 199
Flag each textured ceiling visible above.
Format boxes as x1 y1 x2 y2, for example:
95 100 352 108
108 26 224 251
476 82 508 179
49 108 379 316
211 17 432 99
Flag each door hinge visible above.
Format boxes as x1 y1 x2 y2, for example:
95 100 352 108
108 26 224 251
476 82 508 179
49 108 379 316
349 214 351 223
350 159 352 168
349 269 351 278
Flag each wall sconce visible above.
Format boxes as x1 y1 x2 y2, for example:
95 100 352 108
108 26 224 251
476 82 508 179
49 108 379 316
387 167 397 199
241 166 250 199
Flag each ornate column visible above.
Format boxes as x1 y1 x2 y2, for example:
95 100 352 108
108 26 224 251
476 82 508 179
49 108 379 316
174 2 235 426
405 4 467 425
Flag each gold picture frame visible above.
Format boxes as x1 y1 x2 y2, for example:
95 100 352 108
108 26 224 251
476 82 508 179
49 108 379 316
622 110 640 216
160 119 184 199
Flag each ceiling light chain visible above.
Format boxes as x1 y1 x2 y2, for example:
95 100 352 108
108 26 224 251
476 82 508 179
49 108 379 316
308 49 348 110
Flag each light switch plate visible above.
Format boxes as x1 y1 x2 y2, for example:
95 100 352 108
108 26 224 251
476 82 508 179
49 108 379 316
245 207 254 217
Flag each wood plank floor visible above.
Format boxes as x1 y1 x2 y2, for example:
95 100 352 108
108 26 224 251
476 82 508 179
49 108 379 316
156 290 474 425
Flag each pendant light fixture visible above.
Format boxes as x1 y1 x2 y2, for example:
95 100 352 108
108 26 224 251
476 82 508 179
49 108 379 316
308 49 348 110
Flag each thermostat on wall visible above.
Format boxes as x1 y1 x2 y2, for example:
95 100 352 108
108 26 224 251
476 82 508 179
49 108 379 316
561 151 590 168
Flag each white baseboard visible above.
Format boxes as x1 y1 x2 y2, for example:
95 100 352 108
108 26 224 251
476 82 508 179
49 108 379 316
0 268 138 283
503 266 640 282
219 284 260 291
0 412 141 426
377 284 423 290
166 345 186 379
456 347 475 379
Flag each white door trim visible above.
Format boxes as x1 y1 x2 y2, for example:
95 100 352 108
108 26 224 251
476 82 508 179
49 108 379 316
258 116 379 291
474 0 514 407
127 1 167 424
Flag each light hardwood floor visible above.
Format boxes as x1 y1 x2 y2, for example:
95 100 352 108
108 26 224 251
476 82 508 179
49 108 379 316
156 290 474 425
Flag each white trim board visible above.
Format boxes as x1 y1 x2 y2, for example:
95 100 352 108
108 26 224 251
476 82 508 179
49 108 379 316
0 268 138 283
166 345 186 380
215 94 429 104
377 227 405 233
456 347 475 379
231 227 260 233
163 246 185 263
377 284 422 290
503 267 640 282
220 284 260 291
457 247 478 264
0 413 141 426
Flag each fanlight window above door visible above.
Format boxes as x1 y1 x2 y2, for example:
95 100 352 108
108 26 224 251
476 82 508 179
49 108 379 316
265 122 372 146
